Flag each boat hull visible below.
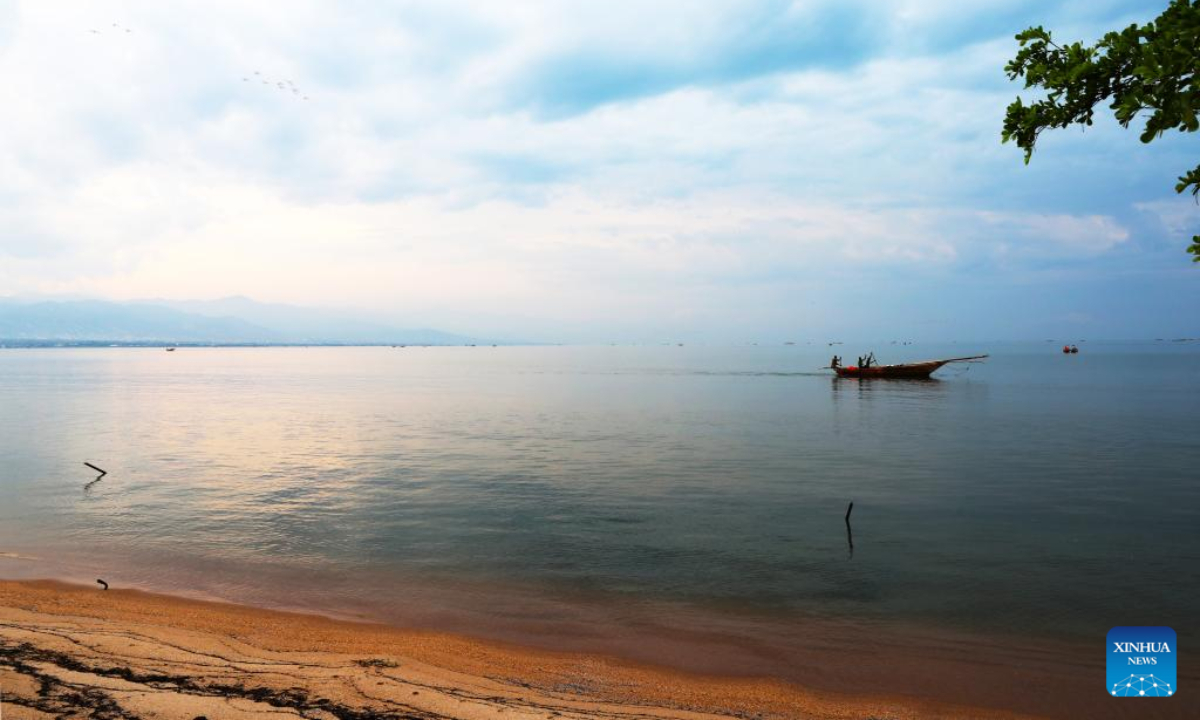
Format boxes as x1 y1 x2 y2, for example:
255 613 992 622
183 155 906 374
834 361 947 379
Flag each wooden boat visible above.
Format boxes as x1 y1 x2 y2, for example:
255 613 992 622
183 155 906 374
833 355 987 379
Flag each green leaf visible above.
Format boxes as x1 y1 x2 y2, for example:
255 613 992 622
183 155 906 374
1003 0 1200 261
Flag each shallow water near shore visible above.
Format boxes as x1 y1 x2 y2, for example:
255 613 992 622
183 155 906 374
2 343 1199 679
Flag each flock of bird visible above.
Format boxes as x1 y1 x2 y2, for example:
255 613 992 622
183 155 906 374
244 70 310 101
87 24 312 102
89 22 131 35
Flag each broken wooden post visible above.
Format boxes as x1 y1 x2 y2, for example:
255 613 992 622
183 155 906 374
845 501 854 557
84 462 107 490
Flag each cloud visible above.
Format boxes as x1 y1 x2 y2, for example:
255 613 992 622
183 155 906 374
1135 198 1200 239
977 211 1129 254
503 1 880 117
0 0 1192 340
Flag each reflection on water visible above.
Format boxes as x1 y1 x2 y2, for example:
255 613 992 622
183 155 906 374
832 374 947 400
1 343 1199 663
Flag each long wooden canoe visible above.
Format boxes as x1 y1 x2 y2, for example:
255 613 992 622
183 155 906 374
833 355 988 379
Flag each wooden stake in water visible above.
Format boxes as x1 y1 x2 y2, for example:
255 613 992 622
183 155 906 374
845 502 855 557
84 462 107 490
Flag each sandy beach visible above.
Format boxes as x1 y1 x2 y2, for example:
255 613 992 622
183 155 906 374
0 579 1060 720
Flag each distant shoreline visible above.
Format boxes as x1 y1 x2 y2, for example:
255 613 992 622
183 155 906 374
1 338 1196 348
0 341 517 348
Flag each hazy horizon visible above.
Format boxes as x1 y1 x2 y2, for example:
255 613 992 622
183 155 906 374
2 1 1196 343
2 293 1198 345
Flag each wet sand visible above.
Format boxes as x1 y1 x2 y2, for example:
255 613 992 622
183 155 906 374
2 580 1196 719
0 580 1043 720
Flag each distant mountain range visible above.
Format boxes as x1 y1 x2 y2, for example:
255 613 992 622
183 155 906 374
0 297 487 346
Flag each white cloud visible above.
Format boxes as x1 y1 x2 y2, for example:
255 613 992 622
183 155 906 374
977 210 1129 253
0 0 1181 340
1134 198 1200 239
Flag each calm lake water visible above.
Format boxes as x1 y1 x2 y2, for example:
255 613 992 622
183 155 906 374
2 343 1198 674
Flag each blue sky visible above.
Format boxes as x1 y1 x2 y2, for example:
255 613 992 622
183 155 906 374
0 0 1195 342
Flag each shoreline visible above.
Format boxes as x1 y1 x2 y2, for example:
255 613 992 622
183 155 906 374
1 578 1043 720
4 580 1193 719
0 557 1104 699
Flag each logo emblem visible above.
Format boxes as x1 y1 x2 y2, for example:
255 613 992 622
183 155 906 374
1108 627 1176 697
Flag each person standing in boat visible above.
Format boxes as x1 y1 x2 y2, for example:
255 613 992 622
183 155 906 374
830 355 841 369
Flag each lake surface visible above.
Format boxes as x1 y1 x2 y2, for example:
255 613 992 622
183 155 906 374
2 343 1198 677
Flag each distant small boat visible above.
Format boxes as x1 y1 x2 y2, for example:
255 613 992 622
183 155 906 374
165 347 176 352
833 355 987 379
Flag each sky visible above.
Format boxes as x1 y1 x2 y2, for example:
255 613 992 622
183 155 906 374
0 0 1196 343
